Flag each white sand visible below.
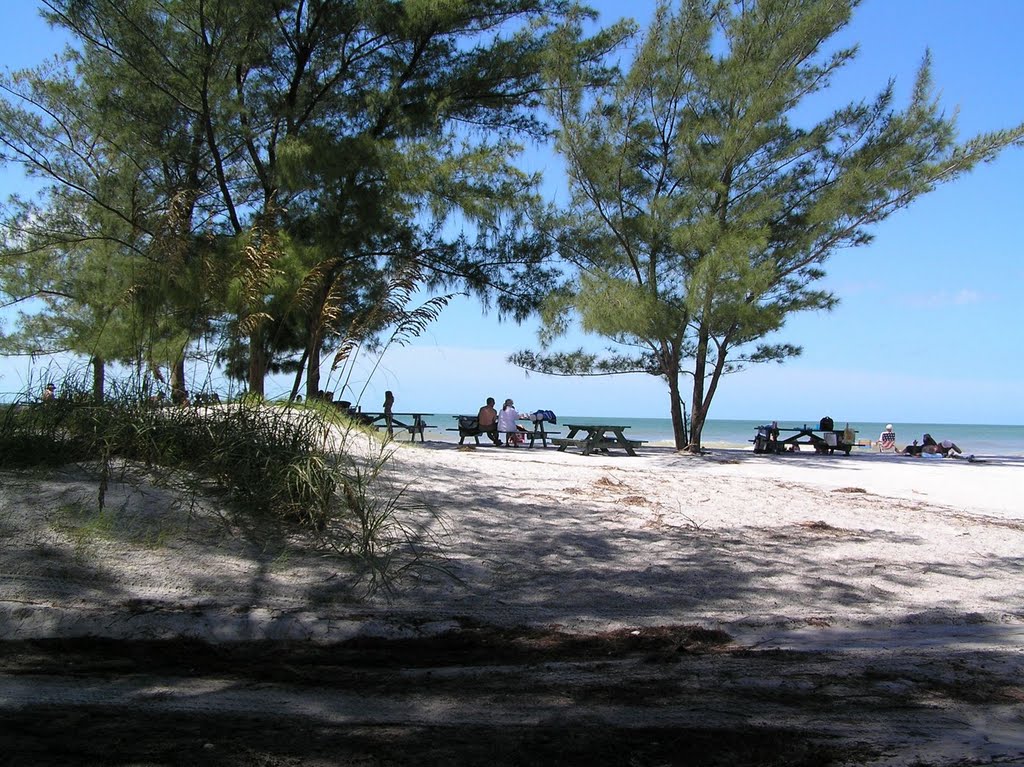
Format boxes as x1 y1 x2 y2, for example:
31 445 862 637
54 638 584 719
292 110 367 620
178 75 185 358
3 437 1023 763
1 437 1022 645
380 442 1024 640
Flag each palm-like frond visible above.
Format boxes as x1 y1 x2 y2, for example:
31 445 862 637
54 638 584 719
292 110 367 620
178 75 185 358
236 214 284 333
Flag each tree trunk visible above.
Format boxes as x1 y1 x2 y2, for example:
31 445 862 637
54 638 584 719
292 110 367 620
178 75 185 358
667 366 688 450
248 327 266 398
689 331 731 453
170 355 187 405
305 325 323 401
688 326 711 453
289 347 309 402
689 396 708 453
305 290 327 401
91 356 105 403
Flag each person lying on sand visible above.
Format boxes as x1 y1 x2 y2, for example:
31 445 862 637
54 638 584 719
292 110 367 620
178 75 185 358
905 434 975 461
902 433 937 456
928 439 962 457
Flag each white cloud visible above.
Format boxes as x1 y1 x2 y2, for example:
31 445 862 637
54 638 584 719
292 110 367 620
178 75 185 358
905 288 986 308
952 289 982 305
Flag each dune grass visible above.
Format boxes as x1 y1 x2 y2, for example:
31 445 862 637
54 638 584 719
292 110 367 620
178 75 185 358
0 379 436 595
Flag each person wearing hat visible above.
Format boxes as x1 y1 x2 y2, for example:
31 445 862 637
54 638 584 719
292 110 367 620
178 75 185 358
497 397 524 446
936 438 963 457
41 383 56 403
877 423 897 452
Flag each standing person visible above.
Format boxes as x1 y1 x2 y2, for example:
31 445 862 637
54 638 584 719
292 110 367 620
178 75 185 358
383 390 395 438
476 397 500 446
498 398 524 447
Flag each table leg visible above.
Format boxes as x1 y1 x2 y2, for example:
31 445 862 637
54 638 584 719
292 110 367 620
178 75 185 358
615 429 636 456
580 431 594 456
558 427 579 452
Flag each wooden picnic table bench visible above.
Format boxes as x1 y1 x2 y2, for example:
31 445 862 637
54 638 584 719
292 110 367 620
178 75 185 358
554 424 646 456
752 423 857 455
447 415 500 445
447 415 560 447
357 411 435 442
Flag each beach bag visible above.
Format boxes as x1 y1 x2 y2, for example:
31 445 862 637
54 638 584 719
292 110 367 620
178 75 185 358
819 416 834 431
458 416 478 431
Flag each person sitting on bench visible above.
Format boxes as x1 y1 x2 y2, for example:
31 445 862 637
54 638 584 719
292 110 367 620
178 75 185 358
498 398 526 447
476 397 501 446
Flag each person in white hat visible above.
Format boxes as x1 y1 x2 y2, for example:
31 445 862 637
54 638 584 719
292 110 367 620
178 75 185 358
877 423 897 452
498 398 524 446
920 434 963 457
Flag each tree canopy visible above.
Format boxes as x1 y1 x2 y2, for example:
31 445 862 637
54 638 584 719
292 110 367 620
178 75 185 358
512 0 1024 450
1 0 628 401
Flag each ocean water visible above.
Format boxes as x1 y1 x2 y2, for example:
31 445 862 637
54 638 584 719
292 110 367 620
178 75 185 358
426 414 1024 456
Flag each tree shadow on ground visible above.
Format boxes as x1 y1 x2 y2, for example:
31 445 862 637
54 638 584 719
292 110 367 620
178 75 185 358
2 457 1024 765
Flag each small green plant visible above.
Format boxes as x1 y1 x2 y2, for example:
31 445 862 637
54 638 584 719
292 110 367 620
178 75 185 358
322 442 451 597
269 547 292 572
51 501 117 554
3 374 437 596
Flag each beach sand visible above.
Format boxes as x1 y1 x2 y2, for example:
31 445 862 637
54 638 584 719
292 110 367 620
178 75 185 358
2 438 1022 764
382 442 1024 637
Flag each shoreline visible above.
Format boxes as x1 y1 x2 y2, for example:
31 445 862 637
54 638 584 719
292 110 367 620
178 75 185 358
414 419 1024 457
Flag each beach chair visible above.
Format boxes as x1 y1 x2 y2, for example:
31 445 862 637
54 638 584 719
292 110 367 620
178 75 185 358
877 425 897 453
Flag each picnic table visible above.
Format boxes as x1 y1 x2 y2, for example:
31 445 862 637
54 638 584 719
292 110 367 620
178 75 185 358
354 411 435 442
551 424 646 456
447 415 560 447
754 423 858 455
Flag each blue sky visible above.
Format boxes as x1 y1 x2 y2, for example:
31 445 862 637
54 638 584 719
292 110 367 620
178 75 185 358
1 0 1023 424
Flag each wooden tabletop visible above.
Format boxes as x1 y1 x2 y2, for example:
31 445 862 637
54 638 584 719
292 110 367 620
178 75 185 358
564 424 630 431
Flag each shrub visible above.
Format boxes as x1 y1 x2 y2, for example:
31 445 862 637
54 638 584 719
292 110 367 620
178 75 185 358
0 377 432 594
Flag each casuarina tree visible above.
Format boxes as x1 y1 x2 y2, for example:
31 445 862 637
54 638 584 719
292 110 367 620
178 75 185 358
512 0 1024 451
2 1 628 399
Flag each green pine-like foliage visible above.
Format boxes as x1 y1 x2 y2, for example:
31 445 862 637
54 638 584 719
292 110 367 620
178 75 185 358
516 0 1024 450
